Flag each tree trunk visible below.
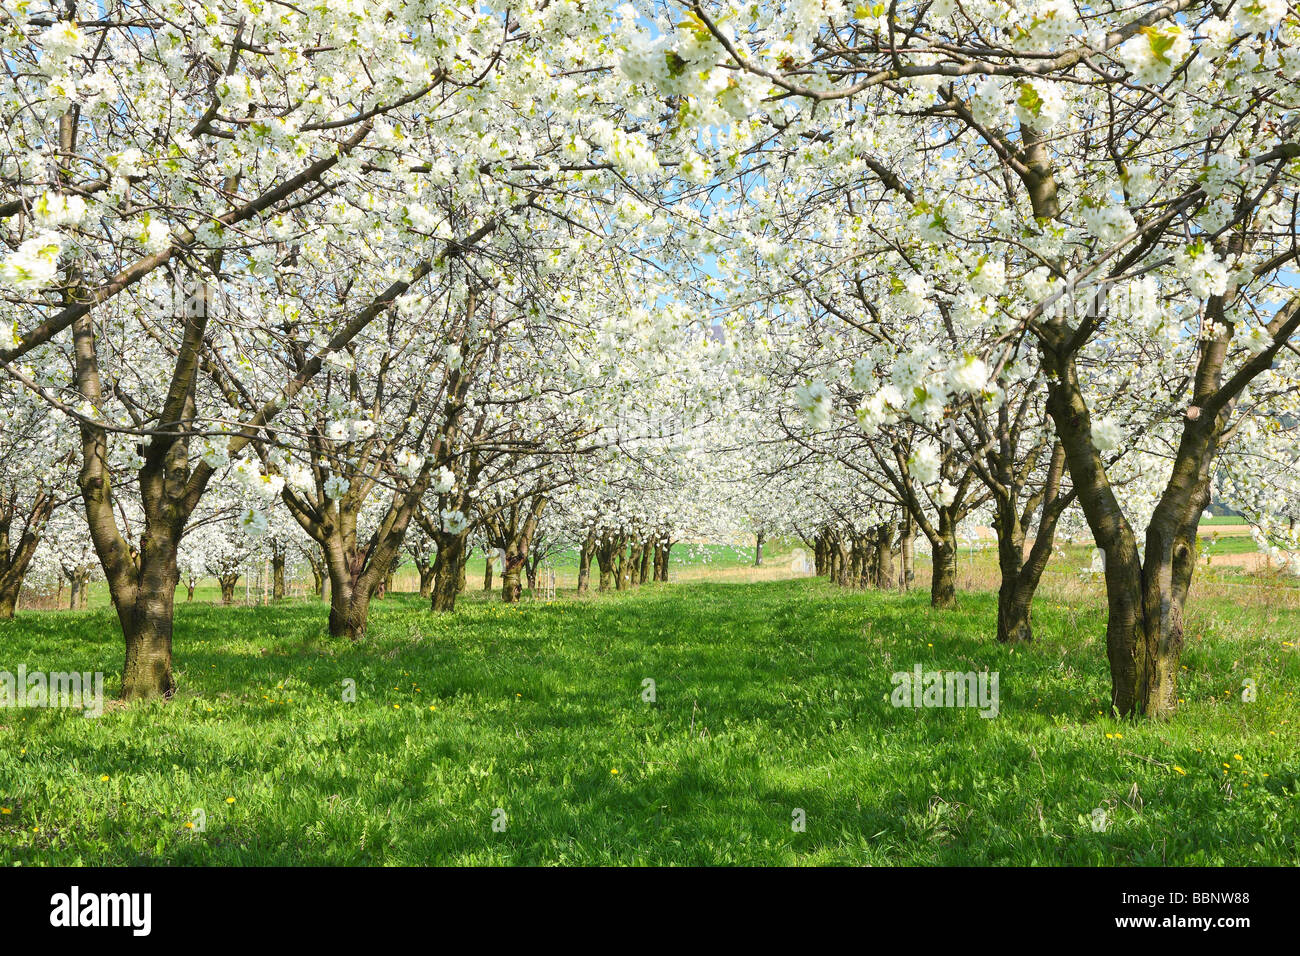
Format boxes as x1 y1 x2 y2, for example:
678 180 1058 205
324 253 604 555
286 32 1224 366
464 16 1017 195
837 540 853 587
930 513 958 609
900 516 915 591
483 555 494 592
113 529 183 700
639 541 652 584
0 490 53 619
0 582 18 620
754 531 765 567
654 541 671 581
431 534 466 612
624 542 643 589
327 561 370 640
1041 334 1226 717
501 556 523 603
849 538 865 589
871 524 894 589
272 550 286 600
417 560 436 599
577 532 594 593
992 444 1074 644
219 574 238 604
596 537 618 591
121 583 177 701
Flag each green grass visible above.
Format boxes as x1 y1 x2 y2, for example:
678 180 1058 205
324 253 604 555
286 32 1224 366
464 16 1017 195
1 578 1297 865
1197 534 1260 556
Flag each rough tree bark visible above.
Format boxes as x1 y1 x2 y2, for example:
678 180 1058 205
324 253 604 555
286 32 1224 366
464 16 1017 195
271 547 287 601
430 531 468 612
0 487 54 620
1036 290 1299 716
577 531 595 593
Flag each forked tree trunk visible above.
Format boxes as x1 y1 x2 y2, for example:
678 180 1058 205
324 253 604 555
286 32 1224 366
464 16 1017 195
417 560 435 599
991 443 1074 644
1041 327 1240 717
654 541 671 581
596 536 620 591
219 575 238 604
624 541 643 589
431 533 467 612
70 567 91 608
0 488 54 619
849 539 865 589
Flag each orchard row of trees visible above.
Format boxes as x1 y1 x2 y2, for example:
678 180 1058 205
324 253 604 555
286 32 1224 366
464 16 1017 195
3 2 1299 720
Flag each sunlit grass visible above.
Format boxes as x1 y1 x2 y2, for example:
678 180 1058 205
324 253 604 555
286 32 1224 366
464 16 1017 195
1 577 1296 864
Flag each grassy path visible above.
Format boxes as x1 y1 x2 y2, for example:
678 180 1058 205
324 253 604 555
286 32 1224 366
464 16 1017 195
1 579 1297 864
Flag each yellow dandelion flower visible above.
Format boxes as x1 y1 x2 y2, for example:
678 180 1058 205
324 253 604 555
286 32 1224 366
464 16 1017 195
225 797 236 804
99 775 109 782
1172 766 1186 775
